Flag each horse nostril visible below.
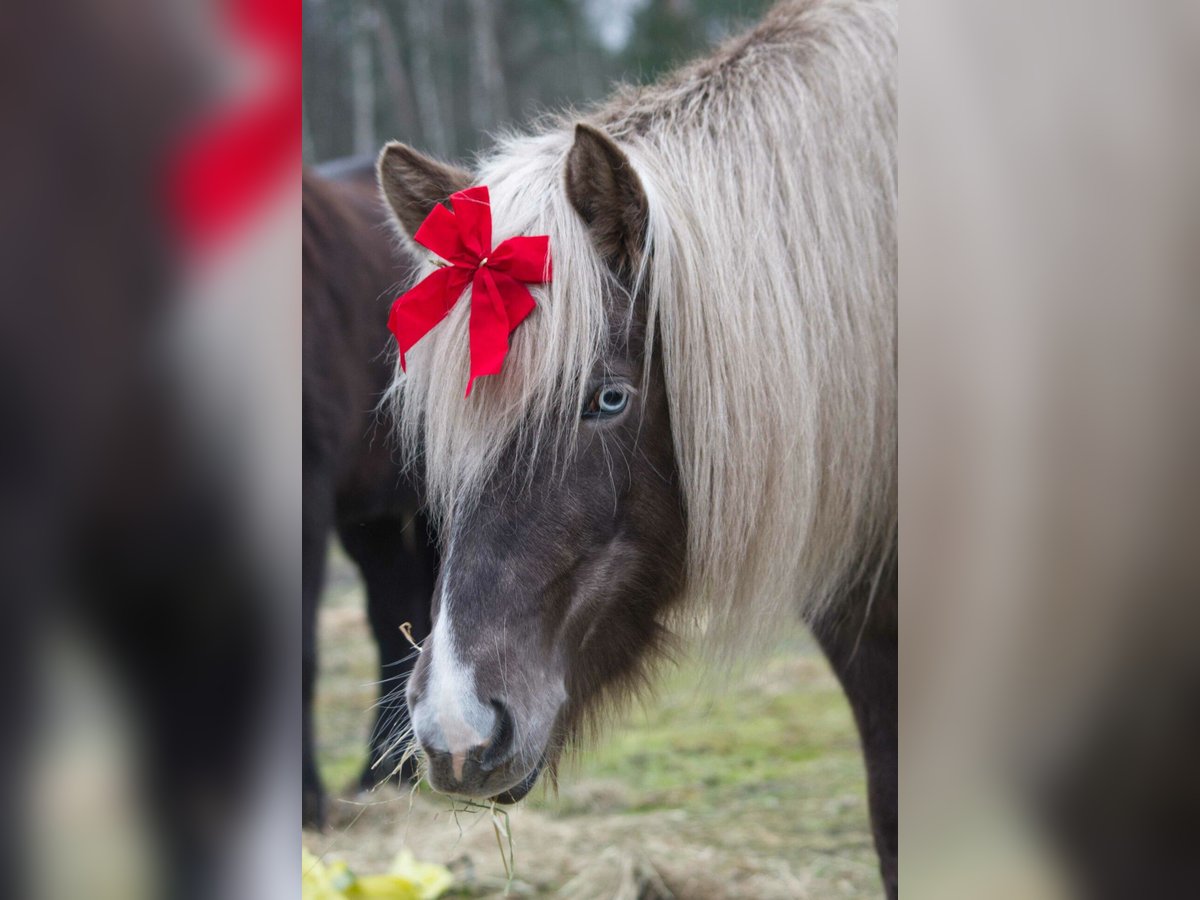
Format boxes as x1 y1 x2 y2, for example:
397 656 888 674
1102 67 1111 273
480 700 514 768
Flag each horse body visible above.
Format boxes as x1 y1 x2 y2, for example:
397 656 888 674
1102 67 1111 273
302 161 437 828
377 0 895 891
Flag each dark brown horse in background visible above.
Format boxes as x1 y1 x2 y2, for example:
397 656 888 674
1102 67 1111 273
302 159 437 828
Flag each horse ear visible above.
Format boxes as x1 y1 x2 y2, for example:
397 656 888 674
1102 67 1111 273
377 141 472 238
565 123 649 270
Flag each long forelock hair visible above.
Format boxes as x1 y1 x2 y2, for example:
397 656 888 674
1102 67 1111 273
389 0 897 657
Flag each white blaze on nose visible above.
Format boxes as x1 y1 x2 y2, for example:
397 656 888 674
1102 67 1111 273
412 544 496 779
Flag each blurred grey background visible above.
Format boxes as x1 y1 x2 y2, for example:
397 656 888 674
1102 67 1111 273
302 0 773 164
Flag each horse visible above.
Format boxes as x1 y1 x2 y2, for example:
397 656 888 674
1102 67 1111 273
302 160 439 829
376 0 896 892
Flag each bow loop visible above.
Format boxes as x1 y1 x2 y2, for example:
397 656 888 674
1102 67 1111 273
489 235 552 283
450 185 492 259
387 184 552 395
412 203 472 266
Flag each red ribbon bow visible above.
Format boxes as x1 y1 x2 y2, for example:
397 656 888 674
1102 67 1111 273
388 185 552 396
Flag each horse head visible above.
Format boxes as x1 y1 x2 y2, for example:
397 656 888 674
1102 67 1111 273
377 125 686 801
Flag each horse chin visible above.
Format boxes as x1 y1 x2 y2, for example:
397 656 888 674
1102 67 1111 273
489 763 543 805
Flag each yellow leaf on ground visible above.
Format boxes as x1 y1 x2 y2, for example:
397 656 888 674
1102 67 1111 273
302 846 453 900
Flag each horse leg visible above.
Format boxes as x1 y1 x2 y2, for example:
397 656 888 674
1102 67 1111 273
337 515 435 790
302 486 333 829
812 585 898 899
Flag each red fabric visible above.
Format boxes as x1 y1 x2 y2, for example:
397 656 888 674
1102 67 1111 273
388 186 552 396
166 0 301 251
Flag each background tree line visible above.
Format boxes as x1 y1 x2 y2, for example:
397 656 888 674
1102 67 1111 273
303 0 774 164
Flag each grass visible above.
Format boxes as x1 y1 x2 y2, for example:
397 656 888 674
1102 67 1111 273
308 542 880 897
560 657 862 810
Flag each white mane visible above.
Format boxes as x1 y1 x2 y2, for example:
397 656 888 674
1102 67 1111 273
391 0 896 651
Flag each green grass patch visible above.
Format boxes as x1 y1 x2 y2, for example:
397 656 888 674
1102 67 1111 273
532 644 865 826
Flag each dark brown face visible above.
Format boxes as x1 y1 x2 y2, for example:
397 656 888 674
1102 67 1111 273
379 122 675 801
405 340 685 800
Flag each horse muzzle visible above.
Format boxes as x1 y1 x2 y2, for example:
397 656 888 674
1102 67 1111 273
415 697 535 798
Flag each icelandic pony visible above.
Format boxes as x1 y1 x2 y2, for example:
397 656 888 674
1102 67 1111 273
377 0 895 892
302 160 439 828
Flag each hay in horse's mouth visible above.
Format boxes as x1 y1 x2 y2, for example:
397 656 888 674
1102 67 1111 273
489 762 542 804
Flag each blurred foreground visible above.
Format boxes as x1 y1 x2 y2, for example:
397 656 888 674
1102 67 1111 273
902 0 1200 896
1 0 298 898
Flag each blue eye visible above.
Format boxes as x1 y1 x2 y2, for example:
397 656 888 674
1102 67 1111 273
584 386 629 418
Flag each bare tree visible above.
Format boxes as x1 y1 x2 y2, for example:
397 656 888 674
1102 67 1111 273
403 0 449 156
349 3 377 155
303 100 317 163
373 1 416 144
467 0 508 137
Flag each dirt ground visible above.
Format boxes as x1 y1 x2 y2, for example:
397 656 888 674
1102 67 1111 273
303 547 881 898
